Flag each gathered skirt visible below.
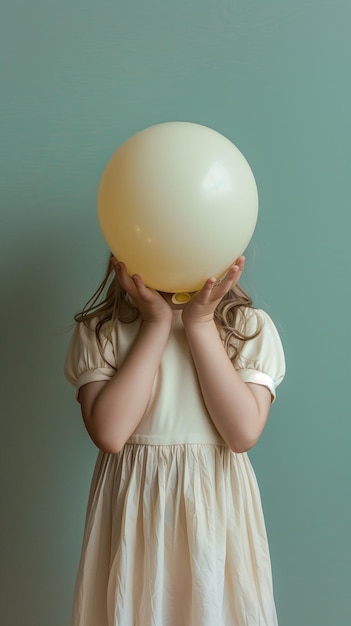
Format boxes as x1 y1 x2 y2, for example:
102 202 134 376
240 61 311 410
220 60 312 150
71 443 278 626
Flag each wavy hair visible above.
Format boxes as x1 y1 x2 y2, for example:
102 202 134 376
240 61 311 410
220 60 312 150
75 254 260 366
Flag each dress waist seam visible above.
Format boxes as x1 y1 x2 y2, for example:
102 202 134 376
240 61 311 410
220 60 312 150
124 441 228 448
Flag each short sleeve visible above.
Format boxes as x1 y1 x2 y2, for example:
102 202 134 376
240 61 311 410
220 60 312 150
64 321 116 399
235 308 286 402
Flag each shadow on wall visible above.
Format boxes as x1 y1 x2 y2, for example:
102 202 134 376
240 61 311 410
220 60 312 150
1 224 94 626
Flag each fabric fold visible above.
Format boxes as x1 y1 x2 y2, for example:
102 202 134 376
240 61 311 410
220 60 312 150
72 445 278 626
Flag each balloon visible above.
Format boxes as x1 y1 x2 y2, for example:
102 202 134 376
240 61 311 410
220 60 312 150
97 122 258 293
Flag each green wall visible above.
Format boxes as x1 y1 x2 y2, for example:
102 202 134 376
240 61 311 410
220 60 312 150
1 1 350 624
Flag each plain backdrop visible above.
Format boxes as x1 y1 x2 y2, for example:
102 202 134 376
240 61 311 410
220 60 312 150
1 1 350 625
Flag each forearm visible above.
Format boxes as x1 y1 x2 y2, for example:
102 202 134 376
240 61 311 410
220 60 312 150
86 320 171 452
184 320 270 452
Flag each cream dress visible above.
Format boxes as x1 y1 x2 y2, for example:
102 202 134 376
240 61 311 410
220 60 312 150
65 307 285 626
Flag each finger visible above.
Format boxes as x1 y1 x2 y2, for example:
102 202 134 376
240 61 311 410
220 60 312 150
204 277 217 291
207 265 240 299
115 262 137 294
111 256 119 275
234 255 245 273
132 274 164 304
194 277 217 303
221 257 245 289
131 273 151 297
211 267 238 291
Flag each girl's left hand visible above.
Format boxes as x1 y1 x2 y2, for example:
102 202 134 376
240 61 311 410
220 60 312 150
182 256 245 327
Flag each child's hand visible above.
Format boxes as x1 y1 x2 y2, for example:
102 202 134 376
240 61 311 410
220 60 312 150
182 256 245 327
113 260 173 324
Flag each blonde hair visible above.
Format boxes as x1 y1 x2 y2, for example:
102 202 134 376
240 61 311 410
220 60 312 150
75 254 260 365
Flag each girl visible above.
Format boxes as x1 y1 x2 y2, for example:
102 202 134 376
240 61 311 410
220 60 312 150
65 254 285 626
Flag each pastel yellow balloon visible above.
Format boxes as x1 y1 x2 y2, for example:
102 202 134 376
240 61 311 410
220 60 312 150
97 122 258 293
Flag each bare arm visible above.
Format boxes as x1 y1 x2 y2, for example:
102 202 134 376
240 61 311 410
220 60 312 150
182 258 272 453
79 263 173 453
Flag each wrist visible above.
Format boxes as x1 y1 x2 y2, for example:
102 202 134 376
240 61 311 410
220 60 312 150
141 315 173 331
182 312 216 332
139 306 173 326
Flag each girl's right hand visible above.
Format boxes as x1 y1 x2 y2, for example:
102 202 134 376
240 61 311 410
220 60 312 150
113 260 173 324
